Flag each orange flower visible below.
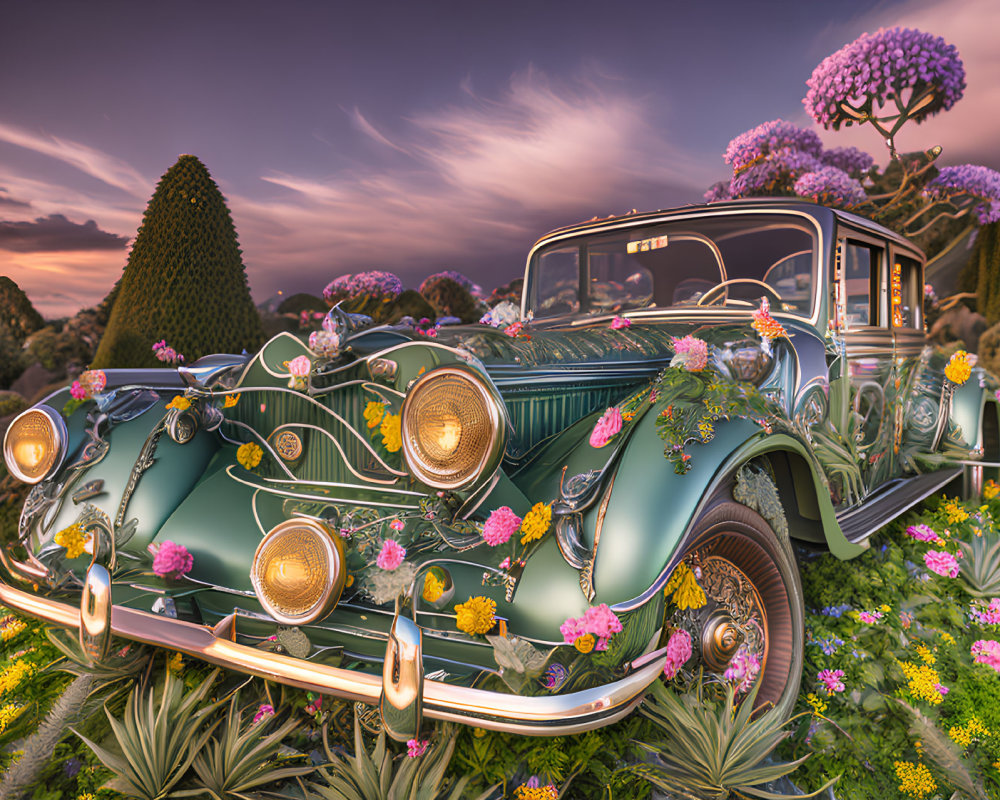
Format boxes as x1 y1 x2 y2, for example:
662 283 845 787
751 297 788 340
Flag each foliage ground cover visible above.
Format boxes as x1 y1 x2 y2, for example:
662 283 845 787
0 487 999 798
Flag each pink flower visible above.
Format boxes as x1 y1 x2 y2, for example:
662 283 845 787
972 639 1000 672
935 683 949 696
70 381 87 400
390 519 405 532
406 738 429 758
724 647 761 693
609 316 631 330
925 550 959 578
818 668 845 695
499 557 512 569
906 524 938 542
483 507 522 546
376 539 406 570
670 335 709 371
253 704 275 724
662 629 692 679
857 610 883 624
288 355 311 377
589 407 623 448
973 598 1000 625
151 541 193 579
504 321 524 337
560 604 623 650
79 370 106 395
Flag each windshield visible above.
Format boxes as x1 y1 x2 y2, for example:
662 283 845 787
528 213 818 320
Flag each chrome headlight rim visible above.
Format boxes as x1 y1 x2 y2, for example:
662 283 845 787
400 366 506 491
250 518 346 626
2 405 68 485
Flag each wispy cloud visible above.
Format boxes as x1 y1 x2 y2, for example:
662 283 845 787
0 122 150 196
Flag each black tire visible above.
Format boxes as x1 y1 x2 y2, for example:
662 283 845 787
670 499 804 718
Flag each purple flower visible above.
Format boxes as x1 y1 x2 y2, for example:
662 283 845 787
704 181 732 202
820 146 875 177
323 271 403 302
729 147 824 199
794 166 867 208
804 27 965 130
151 541 193 579
906 523 939 542
818 668 846 695
924 165 1000 224
253 704 275 724
724 120 823 173
662 629 692 679
541 662 567 690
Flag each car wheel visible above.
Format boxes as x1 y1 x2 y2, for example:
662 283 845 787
666 498 804 717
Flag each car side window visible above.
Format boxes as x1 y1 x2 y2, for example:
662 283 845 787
533 245 580 316
893 254 922 329
842 240 885 328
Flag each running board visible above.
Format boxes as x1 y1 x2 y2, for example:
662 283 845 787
838 468 962 544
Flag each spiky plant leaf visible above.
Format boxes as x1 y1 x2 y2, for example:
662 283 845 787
189 689 314 799
958 531 1000 597
635 679 837 800
46 627 151 684
73 668 223 800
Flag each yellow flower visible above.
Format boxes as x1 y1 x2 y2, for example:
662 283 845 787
422 572 445 604
942 500 968 525
985 480 1000 500
519 502 552 545
0 661 35 696
944 350 972 385
0 704 24 735
950 716 990 749
574 634 596 654
363 401 386 429
223 394 239 408
166 652 184 676
1 617 26 643
663 562 707 610
472 727 487 738
915 644 935 665
380 413 402 453
806 692 827 715
455 596 497 635
237 442 263 469
897 661 944 705
893 761 936 799
879 604 891 613
54 523 91 560
166 395 191 411
514 786 558 800
939 631 956 646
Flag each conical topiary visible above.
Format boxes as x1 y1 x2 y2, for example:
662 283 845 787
962 221 1000 326
92 155 264 368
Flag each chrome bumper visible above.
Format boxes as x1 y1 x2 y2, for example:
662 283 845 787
0 573 666 736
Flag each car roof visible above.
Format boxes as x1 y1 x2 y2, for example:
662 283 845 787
531 198 924 260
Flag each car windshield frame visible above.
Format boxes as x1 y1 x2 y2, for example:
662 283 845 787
525 210 822 323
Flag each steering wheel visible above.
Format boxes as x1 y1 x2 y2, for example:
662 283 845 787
696 279 784 307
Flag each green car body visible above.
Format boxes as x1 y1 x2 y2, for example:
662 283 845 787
2 199 996 738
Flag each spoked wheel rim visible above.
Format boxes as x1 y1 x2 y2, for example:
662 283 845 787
666 501 803 716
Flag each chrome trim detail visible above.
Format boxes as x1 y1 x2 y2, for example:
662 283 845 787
179 353 250 390
2 405 68 485
0 577 666 734
227 467 423 510
380 611 424 741
80 564 112 662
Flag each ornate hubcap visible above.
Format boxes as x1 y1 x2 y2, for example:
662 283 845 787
700 610 745 671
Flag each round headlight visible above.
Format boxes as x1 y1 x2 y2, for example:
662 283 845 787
251 519 346 625
2 406 67 484
401 367 505 490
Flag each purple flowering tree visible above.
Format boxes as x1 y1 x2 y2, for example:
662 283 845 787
909 164 1000 232
793 167 868 209
804 27 966 160
720 120 827 200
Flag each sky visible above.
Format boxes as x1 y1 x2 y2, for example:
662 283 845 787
2 0 999 318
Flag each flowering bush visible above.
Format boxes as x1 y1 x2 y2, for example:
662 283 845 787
322 271 403 303
924 165 1000 224
793 166 867 209
724 119 823 173
804 27 965 131
820 146 875 177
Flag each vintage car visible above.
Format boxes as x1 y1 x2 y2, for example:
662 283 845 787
2 199 996 740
